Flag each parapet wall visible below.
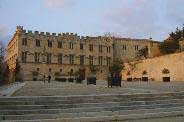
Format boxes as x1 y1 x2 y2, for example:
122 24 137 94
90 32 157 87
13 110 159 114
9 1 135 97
122 52 184 81
17 26 108 40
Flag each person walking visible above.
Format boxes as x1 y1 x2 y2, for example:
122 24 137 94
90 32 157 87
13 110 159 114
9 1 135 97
48 75 51 83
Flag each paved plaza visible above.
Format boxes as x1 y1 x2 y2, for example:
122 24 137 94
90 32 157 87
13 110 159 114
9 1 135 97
13 80 184 96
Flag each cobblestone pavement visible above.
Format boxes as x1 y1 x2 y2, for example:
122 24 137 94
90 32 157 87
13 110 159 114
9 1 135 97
13 81 184 96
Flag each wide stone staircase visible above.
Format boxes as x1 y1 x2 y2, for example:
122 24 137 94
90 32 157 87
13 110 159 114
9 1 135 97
0 92 184 122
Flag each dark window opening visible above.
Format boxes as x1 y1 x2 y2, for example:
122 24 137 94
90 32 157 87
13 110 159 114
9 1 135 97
107 57 111 66
48 40 52 47
89 55 93 65
98 56 103 66
89 44 93 51
80 55 84 65
47 53 52 64
58 53 62 64
21 52 27 63
135 45 139 51
71 69 73 73
36 39 40 47
22 38 27 46
69 54 74 64
69 42 74 49
99 45 103 53
80 43 84 50
35 52 40 63
58 41 62 48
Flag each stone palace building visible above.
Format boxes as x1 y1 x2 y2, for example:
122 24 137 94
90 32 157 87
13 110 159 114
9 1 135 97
7 26 161 81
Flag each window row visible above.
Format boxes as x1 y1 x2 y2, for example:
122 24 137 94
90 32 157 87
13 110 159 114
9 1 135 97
121 45 140 51
36 68 104 74
21 52 111 66
22 38 111 53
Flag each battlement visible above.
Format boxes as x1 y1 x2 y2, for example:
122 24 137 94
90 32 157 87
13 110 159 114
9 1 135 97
14 26 159 44
16 26 23 31
16 26 81 37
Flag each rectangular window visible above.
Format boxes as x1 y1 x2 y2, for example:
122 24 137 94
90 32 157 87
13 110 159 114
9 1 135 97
99 45 103 53
69 54 74 64
80 43 84 50
98 56 103 66
35 52 40 63
22 38 27 46
48 40 52 47
69 42 74 49
89 44 93 51
58 53 62 64
107 46 111 53
58 41 62 48
123 45 127 50
36 39 40 47
135 45 139 50
89 55 93 65
80 55 84 65
21 52 27 63
107 57 111 66
46 53 52 64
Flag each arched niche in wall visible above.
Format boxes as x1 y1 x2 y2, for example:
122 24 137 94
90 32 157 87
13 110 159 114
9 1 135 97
142 70 148 82
162 68 170 82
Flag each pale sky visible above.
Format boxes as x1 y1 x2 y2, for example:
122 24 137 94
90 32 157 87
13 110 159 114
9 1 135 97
0 0 184 45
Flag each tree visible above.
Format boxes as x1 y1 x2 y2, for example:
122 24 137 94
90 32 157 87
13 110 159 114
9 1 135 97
14 60 23 82
0 42 7 84
109 58 124 77
159 26 184 54
159 41 179 54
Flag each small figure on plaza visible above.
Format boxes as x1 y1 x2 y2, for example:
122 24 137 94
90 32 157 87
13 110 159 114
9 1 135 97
48 75 51 83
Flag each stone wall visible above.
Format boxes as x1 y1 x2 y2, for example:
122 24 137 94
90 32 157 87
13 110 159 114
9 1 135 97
113 38 161 62
20 63 108 81
7 26 162 81
122 52 184 81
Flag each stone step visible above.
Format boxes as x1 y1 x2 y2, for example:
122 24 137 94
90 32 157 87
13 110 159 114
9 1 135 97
1 92 184 101
0 103 184 115
1 95 184 106
0 99 184 110
40 111 184 122
1 106 184 121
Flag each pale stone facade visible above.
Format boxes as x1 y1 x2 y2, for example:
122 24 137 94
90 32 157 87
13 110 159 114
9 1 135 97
113 38 161 62
7 26 160 81
122 52 184 81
